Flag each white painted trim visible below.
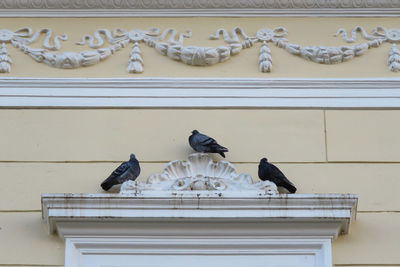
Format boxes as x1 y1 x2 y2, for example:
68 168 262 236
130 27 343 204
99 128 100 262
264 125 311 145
42 193 355 267
42 192 358 236
0 0 399 17
65 237 332 267
1 77 400 108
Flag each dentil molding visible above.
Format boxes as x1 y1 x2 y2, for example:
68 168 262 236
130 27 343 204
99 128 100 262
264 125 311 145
0 0 399 17
1 26 400 74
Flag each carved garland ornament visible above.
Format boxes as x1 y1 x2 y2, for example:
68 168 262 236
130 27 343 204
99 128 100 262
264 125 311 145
120 153 278 194
1 26 400 73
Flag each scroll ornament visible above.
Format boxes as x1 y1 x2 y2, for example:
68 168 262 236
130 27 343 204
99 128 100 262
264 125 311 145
1 26 399 73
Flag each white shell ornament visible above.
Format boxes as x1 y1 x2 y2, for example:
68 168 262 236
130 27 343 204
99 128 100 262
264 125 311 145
120 153 278 194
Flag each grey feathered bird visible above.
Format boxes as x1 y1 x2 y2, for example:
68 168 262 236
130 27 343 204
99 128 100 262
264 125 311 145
101 153 141 191
258 157 297 193
189 130 229 157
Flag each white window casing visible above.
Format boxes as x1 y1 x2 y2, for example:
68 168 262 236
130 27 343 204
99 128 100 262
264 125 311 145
42 192 358 267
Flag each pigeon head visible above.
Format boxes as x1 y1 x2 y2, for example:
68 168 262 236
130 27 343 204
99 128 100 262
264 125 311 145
192 130 199 134
129 153 136 160
260 157 268 163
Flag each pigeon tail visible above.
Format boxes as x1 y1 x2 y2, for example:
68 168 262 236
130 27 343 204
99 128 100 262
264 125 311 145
284 183 297 194
101 177 118 191
216 148 228 157
214 145 228 158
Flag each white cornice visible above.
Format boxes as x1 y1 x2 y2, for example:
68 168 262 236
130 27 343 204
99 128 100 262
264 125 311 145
42 192 356 267
42 193 358 237
0 0 399 17
1 8 400 17
1 77 400 108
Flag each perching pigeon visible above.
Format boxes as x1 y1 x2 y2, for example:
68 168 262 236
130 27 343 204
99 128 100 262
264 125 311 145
258 157 297 193
189 130 229 157
101 153 141 191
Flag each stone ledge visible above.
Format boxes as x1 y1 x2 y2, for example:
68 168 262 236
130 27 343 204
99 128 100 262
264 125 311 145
42 193 358 238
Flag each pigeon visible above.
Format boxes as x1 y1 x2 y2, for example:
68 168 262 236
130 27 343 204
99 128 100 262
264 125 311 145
258 157 297 193
101 153 141 191
189 130 229 157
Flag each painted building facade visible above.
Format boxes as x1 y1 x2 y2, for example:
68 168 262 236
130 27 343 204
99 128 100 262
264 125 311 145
0 1 400 266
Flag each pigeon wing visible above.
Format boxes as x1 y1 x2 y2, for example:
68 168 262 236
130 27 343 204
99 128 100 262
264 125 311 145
269 164 295 186
196 133 218 145
101 161 131 191
109 161 130 178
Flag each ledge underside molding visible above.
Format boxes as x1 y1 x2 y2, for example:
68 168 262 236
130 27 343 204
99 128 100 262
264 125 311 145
0 0 400 17
41 193 358 238
1 77 400 108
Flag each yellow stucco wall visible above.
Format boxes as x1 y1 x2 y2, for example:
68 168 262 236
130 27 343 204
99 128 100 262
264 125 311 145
1 109 400 266
0 16 399 267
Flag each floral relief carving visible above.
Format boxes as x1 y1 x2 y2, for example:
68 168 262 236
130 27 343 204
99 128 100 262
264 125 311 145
388 44 400 72
1 25 400 73
0 27 67 72
0 43 11 73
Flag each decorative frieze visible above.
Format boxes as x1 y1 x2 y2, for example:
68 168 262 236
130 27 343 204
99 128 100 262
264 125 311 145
2 0 400 9
0 43 11 73
0 0 399 17
1 26 400 73
388 44 400 72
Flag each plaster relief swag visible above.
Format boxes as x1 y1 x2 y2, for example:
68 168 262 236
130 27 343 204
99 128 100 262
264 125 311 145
1 26 399 73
